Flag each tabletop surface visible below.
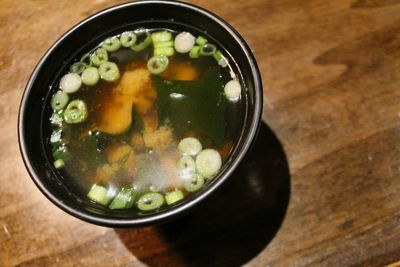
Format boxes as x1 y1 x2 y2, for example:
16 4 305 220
1 0 400 266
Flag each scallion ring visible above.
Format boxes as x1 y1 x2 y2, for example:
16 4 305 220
120 31 137 47
137 192 164 211
102 36 121 52
81 67 100 86
147 55 169 75
184 174 205 192
51 90 69 111
64 99 88 124
80 53 92 68
131 29 152 52
70 62 85 75
90 48 108 67
199 43 217 56
99 62 120 82
165 190 184 205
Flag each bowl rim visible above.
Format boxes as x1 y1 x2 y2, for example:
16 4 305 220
18 0 263 227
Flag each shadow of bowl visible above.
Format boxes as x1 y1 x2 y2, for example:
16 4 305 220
115 122 291 266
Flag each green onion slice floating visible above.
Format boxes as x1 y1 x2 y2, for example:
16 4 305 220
109 188 136 209
51 90 69 111
59 73 82 94
70 62 85 75
165 190 184 205
64 99 88 124
154 40 174 48
120 31 137 47
178 137 202 156
174 32 195 53
195 149 222 179
137 192 164 211
81 67 100 86
53 159 65 169
199 43 217 56
177 156 196 178
99 62 120 82
87 185 111 206
80 53 92 68
189 45 201 58
196 35 208 46
102 37 121 52
151 31 173 43
154 47 174 57
213 50 229 67
184 174 205 192
131 29 152 52
147 55 169 75
90 48 108 67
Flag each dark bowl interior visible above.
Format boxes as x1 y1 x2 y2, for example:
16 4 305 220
18 0 262 227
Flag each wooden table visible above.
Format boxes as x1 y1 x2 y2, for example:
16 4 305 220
1 0 400 266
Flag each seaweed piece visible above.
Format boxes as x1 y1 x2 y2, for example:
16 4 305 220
152 67 226 147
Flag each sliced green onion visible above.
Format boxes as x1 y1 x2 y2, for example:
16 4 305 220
195 149 222 179
189 45 201 58
80 53 92 68
213 50 223 61
177 156 196 179
224 79 241 101
153 40 174 48
199 43 217 56
151 30 173 56
64 99 88 124
99 62 120 82
81 67 100 86
137 192 164 211
214 50 229 67
109 188 136 209
90 48 108 67
70 62 85 74
178 137 202 156
120 31 137 47
154 47 174 57
53 159 65 169
102 36 121 52
165 190 184 205
184 174 205 192
131 30 152 52
147 55 169 75
87 185 111 206
51 90 69 111
196 35 208 46
151 31 172 43
59 73 82 94
174 32 195 53
218 58 229 68
50 112 63 126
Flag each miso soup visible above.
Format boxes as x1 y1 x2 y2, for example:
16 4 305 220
47 28 245 212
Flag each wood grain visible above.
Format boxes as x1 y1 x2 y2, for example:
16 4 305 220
1 0 400 266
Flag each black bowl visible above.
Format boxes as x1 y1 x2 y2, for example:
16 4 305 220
18 0 263 227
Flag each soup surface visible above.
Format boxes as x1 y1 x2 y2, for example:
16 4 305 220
47 28 245 212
